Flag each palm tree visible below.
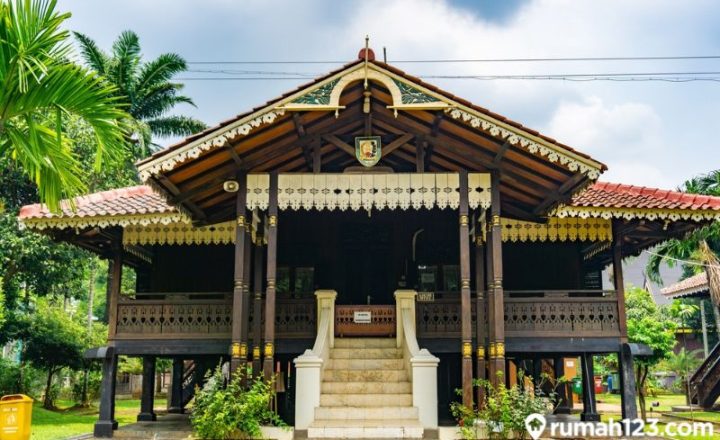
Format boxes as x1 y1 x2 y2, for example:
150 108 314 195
664 348 704 404
73 30 206 156
647 169 720 334
0 0 128 211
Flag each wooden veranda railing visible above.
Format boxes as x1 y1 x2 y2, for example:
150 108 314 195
114 292 316 340
415 290 621 339
113 290 620 341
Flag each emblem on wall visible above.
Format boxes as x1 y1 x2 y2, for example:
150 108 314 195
355 136 381 167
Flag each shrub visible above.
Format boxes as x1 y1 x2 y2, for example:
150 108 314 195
451 372 559 440
190 365 285 439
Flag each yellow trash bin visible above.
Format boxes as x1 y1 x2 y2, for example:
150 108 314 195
0 394 33 440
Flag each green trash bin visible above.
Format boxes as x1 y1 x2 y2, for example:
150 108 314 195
0 394 33 440
571 377 583 395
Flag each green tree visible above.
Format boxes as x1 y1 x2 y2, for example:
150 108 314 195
0 0 128 211
647 170 720 307
18 300 85 409
625 286 677 420
73 30 206 155
662 348 703 404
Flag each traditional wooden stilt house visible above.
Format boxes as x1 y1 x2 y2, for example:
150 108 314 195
18 48 720 438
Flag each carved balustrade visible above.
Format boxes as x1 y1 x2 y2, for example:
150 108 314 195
415 290 620 339
114 292 315 340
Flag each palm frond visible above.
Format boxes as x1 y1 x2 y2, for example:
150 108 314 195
137 53 187 91
109 30 140 95
72 31 108 74
698 241 720 306
132 82 194 119
147 115 207 138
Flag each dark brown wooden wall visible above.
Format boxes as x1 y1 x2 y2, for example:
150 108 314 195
141 214 600 295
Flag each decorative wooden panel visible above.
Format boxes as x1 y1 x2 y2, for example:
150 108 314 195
276 298 315 338
115 294 231 339
335 305 396 337
416 290 620 339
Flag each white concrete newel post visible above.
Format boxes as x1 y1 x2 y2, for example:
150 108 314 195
293 289 337 430
394 289 440 429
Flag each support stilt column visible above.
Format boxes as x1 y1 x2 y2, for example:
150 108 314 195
619 343 640 421
580 353 600 422
488 171 506 386
458 171 473 407
475 235 486 407
231 173 249 373
168 358 183 414
93 349 118 438
263 172 279 378
137 356 157 421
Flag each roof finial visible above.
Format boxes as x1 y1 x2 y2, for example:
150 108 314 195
364 35 370 89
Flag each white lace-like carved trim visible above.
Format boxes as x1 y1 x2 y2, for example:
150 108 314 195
553 205 720 221
443 108 602 179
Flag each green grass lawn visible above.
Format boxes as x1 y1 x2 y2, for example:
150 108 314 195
668 411 720 424
30 398 167 440
597 392 688 413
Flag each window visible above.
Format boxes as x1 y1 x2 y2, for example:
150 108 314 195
418 265 438 292
276 267 291 293
442 265 460 292
294 267 315 293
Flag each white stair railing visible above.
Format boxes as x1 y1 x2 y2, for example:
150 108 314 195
395 290 440 429
293 290 337 430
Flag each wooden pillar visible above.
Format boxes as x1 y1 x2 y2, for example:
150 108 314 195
612 220 628 340
231 173 249 372
252 240 264 376
168 358 183 414
488 171 506 386
107 242 122 341
459 170 473 407
619 343 639 422
580 353 600 422
93 349 118 438
553 356 571 414
137 356 157 421
242 218 252 362
263 172 279 378
475 235 486 406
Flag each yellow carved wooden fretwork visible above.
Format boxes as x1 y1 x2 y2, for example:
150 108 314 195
479 217 612 243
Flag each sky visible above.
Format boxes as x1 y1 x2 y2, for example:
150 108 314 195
58 0 720 189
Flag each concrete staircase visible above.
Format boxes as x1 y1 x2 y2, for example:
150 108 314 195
308 338 424 439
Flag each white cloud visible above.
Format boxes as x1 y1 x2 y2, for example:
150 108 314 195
58 0 720 188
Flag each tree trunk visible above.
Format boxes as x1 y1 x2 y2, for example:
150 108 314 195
81 368 90 407
636 365 647 421
713 304 720 339
43 368 55 410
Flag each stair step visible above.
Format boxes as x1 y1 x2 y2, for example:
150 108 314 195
315 406 419 420
321 393 413 407
328 358 404 370
308 419 423 439
322 381 412 394
331 348 402 359
334 338 396 348
324 369 408 382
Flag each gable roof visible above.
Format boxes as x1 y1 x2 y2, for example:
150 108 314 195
661 272 708 299
132 50 607 224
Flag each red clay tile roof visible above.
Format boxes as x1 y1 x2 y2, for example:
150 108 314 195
661 272 708 298
18 185 177 220
137 57 606 170
571 182 720 211
19 181 720 222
